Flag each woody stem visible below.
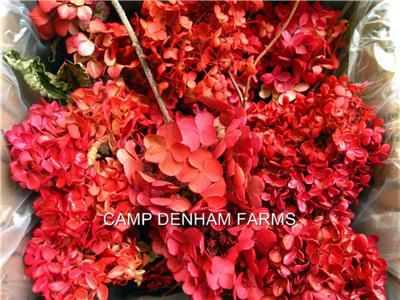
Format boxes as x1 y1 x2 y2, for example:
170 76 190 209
227 70 245 107
111 0 172 123
243 0 300 102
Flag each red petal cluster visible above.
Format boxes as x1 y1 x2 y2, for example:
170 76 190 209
151 213 387 300
6 101 89 191
143 113 226 208
257 2 347 102
26 190 144 300
38 0 348 106
137 0 347 106
247 76 390 218
29 0 108 40
65 22 136 78
7 81 157 299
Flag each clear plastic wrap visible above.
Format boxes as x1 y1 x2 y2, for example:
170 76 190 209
347 0 400 284
0 1 47 299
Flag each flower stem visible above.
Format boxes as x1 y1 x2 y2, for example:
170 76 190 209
227 70 245 107
111 0 172 123
243 0 300 102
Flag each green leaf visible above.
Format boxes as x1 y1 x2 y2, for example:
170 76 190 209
146 251 160 264
137 241 151 252
137 241 159 263
93 1 110 21
4 50 69 102
57 60 91 90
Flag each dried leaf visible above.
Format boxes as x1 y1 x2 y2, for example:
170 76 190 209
56 60 91 90
4 50 69 102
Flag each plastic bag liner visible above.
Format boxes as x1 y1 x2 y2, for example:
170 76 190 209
0 1 399 299
0 1 47 299
345 0 400 286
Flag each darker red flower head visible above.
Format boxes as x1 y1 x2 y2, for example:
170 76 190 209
247 76 390 217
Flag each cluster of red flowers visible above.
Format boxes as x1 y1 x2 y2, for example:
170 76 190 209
30 0 109 40
7 82 155 299
6 0 390 299
30 0 346 106
247 76 390 219
150 215 387 299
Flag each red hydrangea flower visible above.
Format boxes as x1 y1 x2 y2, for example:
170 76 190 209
32 0 348 110
247 76 390 216
25 189 147 300
214 109 263 209
6 80 155 192
149 209 240 299
29 0 108 40
6 80 159 299
255 1 347 102
151 214 387 300
6 101 89 191
69 80 157 148
142 112 227 209
135 0 347 108
65 22 140 78
117 138 193 214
